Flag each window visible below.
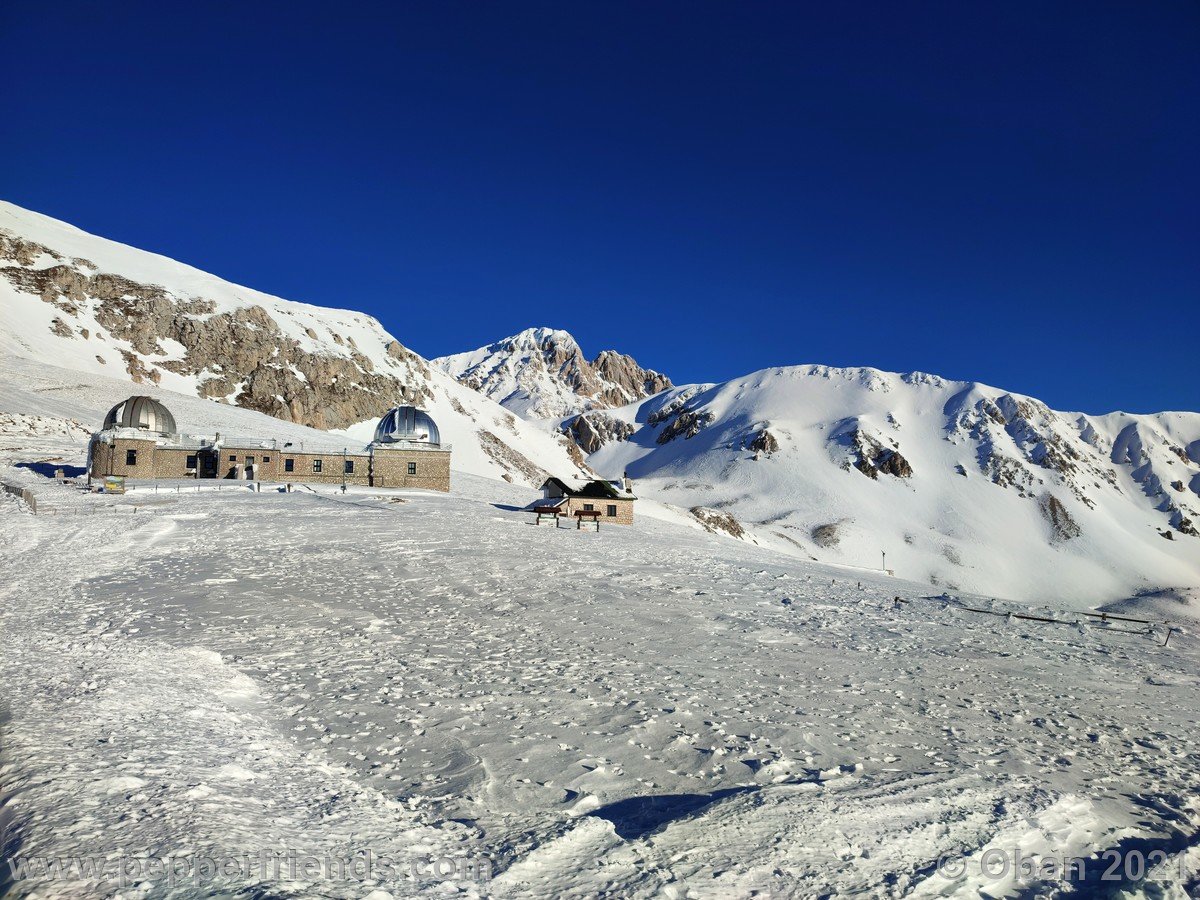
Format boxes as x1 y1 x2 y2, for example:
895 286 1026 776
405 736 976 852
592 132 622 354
607 504 617 517
245 456 255 464
262 455 270 463
284 458 294 473
312 459 323 473
229 454 236 461
344 459 355 474
125 448 138 466
186 454 197 469
407 462 417 475
583 503 594 512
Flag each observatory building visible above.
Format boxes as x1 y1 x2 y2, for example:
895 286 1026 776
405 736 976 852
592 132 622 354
373 405 441 446
364 404 451 490
103 395 177 434
88 397 451 491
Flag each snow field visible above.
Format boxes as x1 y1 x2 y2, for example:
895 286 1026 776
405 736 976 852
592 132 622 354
2 462 1198 898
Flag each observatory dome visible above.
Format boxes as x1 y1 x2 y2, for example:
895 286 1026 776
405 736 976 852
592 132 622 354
373 406 441 445
102 396 177 435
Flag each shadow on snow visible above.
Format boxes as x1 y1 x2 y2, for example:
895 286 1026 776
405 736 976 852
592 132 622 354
587 786 758 840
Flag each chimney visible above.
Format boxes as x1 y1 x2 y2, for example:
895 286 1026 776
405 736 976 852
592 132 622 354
623 470 632 493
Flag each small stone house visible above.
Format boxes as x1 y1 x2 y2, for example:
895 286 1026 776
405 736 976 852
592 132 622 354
87 396 451 492
540 475 636 524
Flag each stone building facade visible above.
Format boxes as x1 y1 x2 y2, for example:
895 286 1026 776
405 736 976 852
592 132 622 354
88 397 451 492
540 476 636 524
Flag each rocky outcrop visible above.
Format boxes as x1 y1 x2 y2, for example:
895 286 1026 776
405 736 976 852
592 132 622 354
1 228 434 430
434 327 671 419
561 411 635 454
949 392 1107 505
559 432 594 473
656 408 713 445
747 428 779 458
834 424 912 480
811 523 841 548
1039 494 1081 541
592 349 673 406
120 349 161 385
476 429 549 485
646 392 698 427
875 449 913 478
690 507 746 540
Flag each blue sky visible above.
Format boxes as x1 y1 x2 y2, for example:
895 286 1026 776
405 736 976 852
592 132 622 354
2 2 1196 413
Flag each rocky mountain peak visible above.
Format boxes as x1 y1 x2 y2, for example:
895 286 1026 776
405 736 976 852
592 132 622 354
433 326 672 420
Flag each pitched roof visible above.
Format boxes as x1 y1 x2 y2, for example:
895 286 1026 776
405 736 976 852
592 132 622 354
542 476 636 501
542 476 574 495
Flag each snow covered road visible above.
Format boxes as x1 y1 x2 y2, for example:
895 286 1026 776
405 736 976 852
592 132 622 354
2 473 1198 898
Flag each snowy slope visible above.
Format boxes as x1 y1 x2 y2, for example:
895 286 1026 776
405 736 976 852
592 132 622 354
2 435 1198 898
433 326 671 419
562 366 1200 606
0 202 590 486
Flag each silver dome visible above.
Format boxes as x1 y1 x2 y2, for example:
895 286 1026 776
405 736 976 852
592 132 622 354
373 406 441 445
102 396 177 435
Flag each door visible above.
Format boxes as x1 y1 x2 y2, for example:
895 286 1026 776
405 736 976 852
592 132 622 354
197 448 219 479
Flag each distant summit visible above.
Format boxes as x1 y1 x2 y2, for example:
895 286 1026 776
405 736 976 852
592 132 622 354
433 326 672 419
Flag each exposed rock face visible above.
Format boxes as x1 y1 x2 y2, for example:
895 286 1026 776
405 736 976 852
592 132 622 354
1040 494 1082 541
433 327 671 419
593 349 673 404
747 429 779 457
690 506 746 540
876 449 913 478
0 227 434 430
645 391 700 427
656 408 714 445
562 411 635 454
476 430 549 485
948 392 1110 505
811 523 841 548
559 432 593 473
833 423 913 479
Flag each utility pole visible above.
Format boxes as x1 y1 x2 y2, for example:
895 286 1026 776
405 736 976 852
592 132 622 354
342 447 348 493
882 550 887 573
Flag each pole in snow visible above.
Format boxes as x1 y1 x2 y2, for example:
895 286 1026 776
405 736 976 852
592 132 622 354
882 550 886 572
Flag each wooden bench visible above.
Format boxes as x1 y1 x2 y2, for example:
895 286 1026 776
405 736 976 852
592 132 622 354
533 505 565 525
575 509 602 530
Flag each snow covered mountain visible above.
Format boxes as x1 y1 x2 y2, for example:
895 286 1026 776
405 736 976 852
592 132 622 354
4 199 1197 606
551 366 1200 605
0 201 591 487
433 326 672 419
4 204 1200 898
